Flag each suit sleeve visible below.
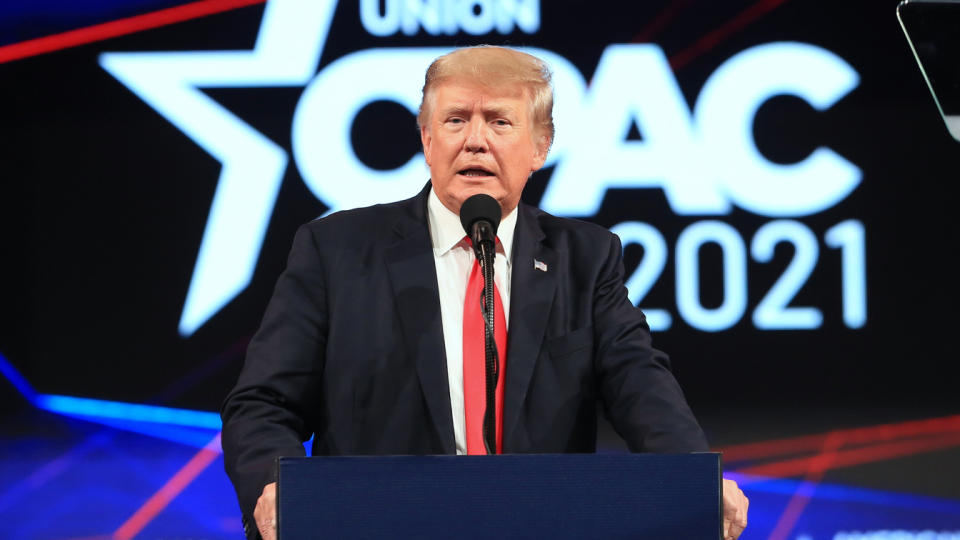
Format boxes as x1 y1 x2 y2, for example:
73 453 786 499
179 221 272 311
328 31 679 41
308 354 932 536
592 232 709 453
221 223 329 520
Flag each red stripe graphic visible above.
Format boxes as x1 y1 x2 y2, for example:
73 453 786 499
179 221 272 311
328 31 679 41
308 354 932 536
719 416 960 539
736 431 960 478
631 0 692 43
669 0 790 70
113 432 223 540
0 0 266 65
719 414 960 463
766 430 844 540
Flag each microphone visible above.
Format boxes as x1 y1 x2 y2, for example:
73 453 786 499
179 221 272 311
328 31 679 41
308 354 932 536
459 194 502 260
458 193 502 454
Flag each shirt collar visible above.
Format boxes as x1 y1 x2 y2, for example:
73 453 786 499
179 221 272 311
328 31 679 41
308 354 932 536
427 187 517 262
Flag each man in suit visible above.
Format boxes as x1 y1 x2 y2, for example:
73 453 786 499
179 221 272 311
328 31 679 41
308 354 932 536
221 45 748 540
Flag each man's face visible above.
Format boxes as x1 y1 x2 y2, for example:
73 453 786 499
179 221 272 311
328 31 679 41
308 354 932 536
421 79 549 215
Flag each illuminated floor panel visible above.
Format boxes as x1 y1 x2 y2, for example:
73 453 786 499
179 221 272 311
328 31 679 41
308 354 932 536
736 475 960 538
131 453 244 539
0 409 236 539
1 408 960 539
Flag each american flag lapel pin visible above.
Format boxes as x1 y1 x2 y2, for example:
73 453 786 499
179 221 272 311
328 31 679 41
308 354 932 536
533 259 548 272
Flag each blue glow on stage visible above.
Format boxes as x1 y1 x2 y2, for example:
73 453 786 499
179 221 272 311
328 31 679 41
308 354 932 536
36 394 222 429
729 473 960 515
0 350 37 402
2 351 221 434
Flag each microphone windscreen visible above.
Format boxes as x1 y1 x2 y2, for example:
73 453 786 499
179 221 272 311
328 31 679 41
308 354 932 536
459 194 502 237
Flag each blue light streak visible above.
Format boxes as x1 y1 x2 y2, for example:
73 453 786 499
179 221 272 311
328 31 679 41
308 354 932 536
2 351 223 433
728 472 960 514
36 395 222 429
0 350 37 402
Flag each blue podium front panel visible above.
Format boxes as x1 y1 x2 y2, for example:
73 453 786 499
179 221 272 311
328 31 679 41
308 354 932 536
278 453 721 539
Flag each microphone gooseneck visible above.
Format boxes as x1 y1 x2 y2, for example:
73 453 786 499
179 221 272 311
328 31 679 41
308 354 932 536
459 194 502 454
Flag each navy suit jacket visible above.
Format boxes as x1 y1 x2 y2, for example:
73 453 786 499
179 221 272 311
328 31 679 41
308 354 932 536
221 184 708 520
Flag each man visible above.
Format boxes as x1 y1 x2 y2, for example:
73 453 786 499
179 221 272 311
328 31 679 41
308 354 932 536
221 46 748 540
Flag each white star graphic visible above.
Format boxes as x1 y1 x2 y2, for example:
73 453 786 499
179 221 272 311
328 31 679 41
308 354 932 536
100 0 338 336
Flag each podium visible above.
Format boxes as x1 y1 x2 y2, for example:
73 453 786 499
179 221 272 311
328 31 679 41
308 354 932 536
277 453 721 538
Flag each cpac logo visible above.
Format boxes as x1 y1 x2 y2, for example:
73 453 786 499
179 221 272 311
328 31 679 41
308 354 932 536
99 0 861 337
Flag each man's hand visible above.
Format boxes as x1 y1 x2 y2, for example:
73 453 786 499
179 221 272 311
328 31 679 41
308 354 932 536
722 478 748 539
254 482 278 540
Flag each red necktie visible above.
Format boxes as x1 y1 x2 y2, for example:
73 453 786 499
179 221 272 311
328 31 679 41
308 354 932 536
463 242 507 455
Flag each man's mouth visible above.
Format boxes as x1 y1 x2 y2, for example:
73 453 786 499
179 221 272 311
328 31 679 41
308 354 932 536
458 168 495 178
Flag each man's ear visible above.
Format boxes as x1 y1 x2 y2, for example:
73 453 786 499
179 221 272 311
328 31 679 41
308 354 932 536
420 124 432 166
531 134 550 171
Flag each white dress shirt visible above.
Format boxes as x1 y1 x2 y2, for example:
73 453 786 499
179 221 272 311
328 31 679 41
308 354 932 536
427 187 516 455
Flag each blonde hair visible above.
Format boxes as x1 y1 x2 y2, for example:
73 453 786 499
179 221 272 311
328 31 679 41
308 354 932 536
418 46 555 147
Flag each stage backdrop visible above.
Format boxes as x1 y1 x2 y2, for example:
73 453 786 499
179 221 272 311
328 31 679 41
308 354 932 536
4 0 958 412
2 1 959 538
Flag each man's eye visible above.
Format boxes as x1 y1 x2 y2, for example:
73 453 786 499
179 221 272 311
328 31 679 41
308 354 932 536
448 118 464 124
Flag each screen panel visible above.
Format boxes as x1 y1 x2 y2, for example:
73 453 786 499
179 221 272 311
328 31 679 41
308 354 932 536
1 0 958 429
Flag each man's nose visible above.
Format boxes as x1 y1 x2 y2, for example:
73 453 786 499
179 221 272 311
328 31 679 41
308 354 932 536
464 121 489 153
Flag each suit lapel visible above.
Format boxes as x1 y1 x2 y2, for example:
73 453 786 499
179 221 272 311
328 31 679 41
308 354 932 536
384 188 456 454
503 204 557 445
